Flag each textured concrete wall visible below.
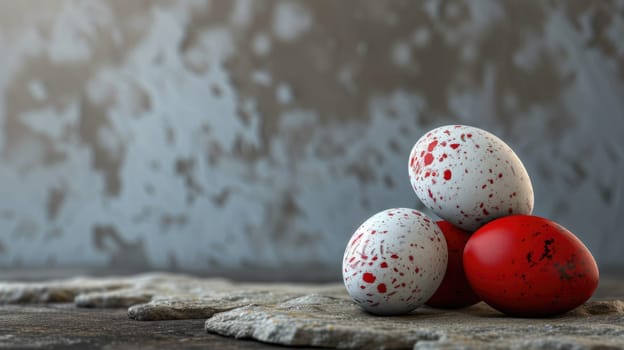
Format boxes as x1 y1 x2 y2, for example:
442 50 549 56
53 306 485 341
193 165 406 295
0 0 622 275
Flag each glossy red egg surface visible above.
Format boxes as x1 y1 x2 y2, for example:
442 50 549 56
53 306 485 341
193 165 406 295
463 215 599 317
426 221 481 308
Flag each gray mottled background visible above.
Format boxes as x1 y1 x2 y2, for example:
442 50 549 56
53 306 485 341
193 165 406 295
0 0 622 279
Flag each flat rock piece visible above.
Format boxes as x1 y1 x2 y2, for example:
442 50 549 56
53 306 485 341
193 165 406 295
205 297 624 349
0 276 133 303
1 273 624 349
128 290 309 321
206 294 443 349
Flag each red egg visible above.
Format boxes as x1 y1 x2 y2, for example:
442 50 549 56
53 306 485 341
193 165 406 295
463 215 599 317
426 221 481 308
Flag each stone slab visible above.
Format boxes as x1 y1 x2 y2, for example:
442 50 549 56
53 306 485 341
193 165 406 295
205 296 624 349
1 273 624 349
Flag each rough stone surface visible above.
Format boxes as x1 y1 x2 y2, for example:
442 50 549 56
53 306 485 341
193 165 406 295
206 297 624 350
0 276 133 303
1 273 624 349
205 295 443 349
128 291 310 321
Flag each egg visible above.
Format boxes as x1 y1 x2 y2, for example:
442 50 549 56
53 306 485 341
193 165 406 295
342 208 448 315
463 215 599 317
408 125 534 231
425 221 481 309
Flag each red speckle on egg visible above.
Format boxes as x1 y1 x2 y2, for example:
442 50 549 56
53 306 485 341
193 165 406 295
424 153 434 166
444 170 452 180
362 273 376 283
450 143 460 149
377 284 387 293
351 233 364 244
380 262 388 268
428 140 438 152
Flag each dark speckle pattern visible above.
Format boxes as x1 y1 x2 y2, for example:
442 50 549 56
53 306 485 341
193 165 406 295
463 215 599 317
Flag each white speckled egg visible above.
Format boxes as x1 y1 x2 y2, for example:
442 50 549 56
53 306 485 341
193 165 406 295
408 125 534 231
342 208 448 315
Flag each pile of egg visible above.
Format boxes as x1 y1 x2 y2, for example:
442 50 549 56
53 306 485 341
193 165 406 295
342 125 599 317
